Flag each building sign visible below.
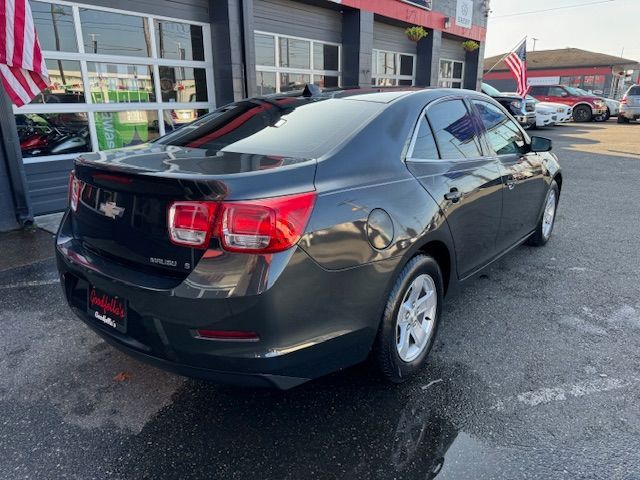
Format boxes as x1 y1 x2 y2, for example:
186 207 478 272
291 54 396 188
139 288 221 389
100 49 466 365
528 76 561 86
455 0 473 29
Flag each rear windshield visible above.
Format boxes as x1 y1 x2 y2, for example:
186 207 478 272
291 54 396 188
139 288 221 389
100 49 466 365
628 86 640 96
156 97 383 159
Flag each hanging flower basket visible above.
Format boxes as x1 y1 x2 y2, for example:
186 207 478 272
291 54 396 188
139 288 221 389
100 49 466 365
461 40 480 52
405 26 428 42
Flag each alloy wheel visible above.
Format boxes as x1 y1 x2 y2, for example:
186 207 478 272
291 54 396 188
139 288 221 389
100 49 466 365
542 190 557 240
396 274 438 362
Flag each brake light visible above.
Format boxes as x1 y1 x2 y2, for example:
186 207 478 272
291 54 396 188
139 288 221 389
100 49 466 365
168 202 218 248
219 192 316 253
68 171 81 212
620 96 627 105
166 192 316 252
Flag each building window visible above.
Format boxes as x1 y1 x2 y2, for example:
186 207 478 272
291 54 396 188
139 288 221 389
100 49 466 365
439 59 464 88
254 32 341 93
372 49 416 86
14 0 214 161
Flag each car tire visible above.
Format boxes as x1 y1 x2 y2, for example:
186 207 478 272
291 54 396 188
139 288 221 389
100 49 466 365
527 180 560 247
573 105 593 122
603 108 611 121
618 115 630 124
373 255 443 383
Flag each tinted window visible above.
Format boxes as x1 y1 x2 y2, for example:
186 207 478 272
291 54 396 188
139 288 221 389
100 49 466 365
313 44 339 70
157 98 383 159
31 1 77 52
255 34 275 66
409 116 439 159
155 20 204 61
427 100 482 160
628 86 640 96
79 9 151 57
529 86 548 95
549 87 567 97
473 101 527 155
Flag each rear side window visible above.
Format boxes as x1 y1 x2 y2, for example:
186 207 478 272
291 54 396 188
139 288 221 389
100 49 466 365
529 86 548 95
549 87 566 96
427 100 482 160
628 86 640 96
473 100 527 156
408 116 439 159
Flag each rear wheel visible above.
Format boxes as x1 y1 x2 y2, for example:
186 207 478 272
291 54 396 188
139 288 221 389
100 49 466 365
573 105 593 122
527 180 559 246
618 115 630 124
373 255 443 383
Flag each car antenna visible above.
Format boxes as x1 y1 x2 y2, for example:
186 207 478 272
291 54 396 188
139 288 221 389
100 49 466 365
302 84 321 97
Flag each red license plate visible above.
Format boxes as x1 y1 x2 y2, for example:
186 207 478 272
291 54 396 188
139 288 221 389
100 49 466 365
87 286 128 333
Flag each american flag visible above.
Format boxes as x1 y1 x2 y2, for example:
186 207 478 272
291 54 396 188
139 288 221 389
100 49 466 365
0 0 50 106
504 39 528 97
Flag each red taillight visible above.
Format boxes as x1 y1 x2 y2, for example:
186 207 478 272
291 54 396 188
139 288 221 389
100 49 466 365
219 192 316 253
167 201 218 248
620 96 627 105
195 329 259 341
68 171 81 212
167 192 316 252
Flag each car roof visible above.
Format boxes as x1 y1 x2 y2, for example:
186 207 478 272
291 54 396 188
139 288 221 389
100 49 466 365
255 86 485 105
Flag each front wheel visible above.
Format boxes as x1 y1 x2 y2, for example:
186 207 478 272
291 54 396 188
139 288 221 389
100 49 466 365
573 105 593 122
373 255 443 383
527 180 559 246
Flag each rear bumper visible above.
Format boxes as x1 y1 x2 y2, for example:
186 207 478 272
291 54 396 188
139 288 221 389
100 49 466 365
620 106 640 120
56 212 394 389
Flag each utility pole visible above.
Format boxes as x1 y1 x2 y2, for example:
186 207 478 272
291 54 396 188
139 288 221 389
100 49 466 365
532 37 539 51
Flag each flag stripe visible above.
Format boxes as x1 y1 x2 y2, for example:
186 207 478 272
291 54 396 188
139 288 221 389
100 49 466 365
504 41 528 97
1 0 50 106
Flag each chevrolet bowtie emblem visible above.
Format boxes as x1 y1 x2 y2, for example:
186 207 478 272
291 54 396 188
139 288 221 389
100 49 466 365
99 201 125 219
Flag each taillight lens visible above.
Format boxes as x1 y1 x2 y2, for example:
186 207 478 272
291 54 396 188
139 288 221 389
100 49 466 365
167 192 316 252
168 202 218 248
219 192 316 253
68 171 81 212
620 96 627 105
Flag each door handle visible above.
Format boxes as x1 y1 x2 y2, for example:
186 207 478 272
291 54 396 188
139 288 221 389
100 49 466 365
444 188 462 203
506 175 515 190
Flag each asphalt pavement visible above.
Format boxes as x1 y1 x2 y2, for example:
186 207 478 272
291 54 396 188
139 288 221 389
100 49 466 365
1 120 640 480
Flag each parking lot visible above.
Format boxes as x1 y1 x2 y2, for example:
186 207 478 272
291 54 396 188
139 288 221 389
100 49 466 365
1 119 639 480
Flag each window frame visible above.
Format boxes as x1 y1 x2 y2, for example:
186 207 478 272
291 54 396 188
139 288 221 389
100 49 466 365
14 0 215 164
254 30 342 93
406 96 486 162
372 49 416 86
438 58 465 89
470 98 531 157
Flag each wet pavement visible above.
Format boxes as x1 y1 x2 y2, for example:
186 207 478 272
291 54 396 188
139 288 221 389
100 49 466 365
1 120 640 479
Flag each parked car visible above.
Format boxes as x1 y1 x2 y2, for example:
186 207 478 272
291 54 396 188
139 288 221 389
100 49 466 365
481 83 536 129
617 85 640 124
56 87 562 389
506 93 569 127
573 88 620 119
529 85 607 122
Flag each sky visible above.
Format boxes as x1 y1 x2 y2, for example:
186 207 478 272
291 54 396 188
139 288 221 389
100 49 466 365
484 0 640 60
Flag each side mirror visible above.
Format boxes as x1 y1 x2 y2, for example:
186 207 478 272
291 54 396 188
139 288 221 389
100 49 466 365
530 136 552 152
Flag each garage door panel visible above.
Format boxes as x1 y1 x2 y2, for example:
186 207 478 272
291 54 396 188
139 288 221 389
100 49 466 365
373 22 416 54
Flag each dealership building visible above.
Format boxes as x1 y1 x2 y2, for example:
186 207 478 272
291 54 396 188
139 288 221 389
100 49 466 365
0 0 488 230
484 48 640 99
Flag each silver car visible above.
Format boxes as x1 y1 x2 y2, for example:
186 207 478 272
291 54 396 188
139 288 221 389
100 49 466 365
618 85 640 123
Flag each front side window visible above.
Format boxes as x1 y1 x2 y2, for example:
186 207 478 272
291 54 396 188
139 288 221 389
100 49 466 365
427 100 482 159
372 50 415 86
439 59 464 89
473 100 526 156
549 87 568 97
254 32 341 94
